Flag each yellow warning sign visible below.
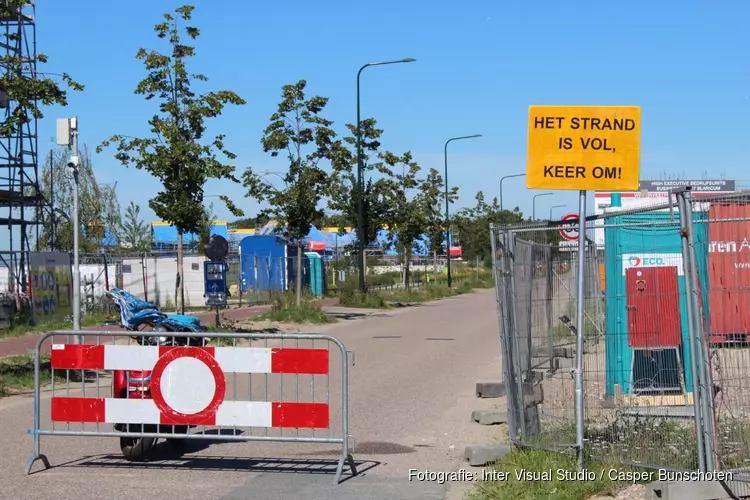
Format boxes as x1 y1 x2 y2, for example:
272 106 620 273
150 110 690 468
526 106 641 191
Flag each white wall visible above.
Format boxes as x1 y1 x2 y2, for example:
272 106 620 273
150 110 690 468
121 255 208 309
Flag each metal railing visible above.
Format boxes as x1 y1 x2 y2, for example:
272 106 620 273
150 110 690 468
490 189 750 497
26 330 357 484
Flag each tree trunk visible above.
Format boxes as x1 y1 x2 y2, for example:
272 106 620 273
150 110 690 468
404 249 411 289
433 251 438 283
296 244 303 307
176 230 184 314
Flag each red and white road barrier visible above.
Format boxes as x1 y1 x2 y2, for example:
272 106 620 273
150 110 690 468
49 344 330 427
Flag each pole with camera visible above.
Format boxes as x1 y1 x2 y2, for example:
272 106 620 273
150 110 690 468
56 117 81 343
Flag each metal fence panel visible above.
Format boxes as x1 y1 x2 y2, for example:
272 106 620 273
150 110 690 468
490 197 721 473
26 330 357 484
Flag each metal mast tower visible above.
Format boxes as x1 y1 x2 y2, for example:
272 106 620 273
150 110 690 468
0 1 44 294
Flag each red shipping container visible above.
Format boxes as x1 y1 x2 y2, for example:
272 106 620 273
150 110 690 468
708 203 750 340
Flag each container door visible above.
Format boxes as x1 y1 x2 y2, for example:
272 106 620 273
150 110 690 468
626 266 681 348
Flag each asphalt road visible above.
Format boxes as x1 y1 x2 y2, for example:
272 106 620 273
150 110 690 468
0 289 505 500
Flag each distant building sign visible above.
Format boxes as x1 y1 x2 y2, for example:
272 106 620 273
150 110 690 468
638 180 735 193
591 179 737 249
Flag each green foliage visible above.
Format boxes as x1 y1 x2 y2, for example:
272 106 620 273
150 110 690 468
336 276 388 309
243 79 335 242
242 79 337 306
327 118 394 248
422 168 456 256
119 202 152 251
0 1 83 138
196 201 217 250
35 147 120 252
229 215 270 230
467 448 632 500
453 192 526 264
256 292 336 324
97 4 246 234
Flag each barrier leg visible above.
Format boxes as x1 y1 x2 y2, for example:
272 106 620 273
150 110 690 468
26 348 50 474
334 436 357 484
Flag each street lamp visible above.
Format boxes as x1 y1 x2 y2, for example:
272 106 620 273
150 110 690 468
499 173 525 213
549 204 566 221
356 57 416 292
444 134 482 288
532 192 553 220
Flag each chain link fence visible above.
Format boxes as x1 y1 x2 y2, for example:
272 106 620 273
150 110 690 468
491 189 750 495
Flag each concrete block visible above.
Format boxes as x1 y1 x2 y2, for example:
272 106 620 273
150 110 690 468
476 381 506 398
647 479 746 500
464 444 512 466
531 345 551 357
553 346 574 358
471 409 508 425
523 383 544 407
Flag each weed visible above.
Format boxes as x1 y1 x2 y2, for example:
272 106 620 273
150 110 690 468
0 312 117 339
467 447 640 500
0 354 70 396
255 292 336 324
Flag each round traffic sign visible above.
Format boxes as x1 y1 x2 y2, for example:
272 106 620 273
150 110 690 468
150 347 226 425
559 213 580 241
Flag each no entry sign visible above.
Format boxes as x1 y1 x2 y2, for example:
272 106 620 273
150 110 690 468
559 213 579 241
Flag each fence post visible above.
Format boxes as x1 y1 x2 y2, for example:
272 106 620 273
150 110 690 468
490 225 521 442
506 231 533 438
676 189 708 472
544 244 555 372
683 191 718 470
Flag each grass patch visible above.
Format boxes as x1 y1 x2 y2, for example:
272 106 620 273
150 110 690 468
0 312 117 339
255 292 336 324
524 412 750 473
468 447 642 500
0 354 70 397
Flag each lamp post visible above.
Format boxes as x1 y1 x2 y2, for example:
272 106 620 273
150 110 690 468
356 57 416 293
56 117 81 342
532 192 553 220
549 204 566 221
444 134 482 288
499 173 525 213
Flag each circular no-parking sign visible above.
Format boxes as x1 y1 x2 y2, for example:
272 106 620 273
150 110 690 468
150 347 226 425
559 213 580 241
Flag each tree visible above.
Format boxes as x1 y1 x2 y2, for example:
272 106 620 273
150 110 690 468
242 80 336 307
97 5 245 313
421 167 457 267
453 191 525 264
327 118 393 255
381 151 430 287
119 202 152 251
34 146 120 253
229 215 269 230
0 1 83 139
196 201 217 250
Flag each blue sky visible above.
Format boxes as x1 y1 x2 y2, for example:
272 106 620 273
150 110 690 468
22 0 750 234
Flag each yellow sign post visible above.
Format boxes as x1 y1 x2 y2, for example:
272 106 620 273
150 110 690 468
525 104 641 469
526 105 641 191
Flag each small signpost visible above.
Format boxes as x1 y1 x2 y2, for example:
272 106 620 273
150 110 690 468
203 235 229 326
525 104 642 467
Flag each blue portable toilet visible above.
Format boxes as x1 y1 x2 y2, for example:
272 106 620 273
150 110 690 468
604 209 710 398
239 235 288 292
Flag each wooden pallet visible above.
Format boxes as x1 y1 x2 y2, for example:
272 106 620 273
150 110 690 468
613 385 694 406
